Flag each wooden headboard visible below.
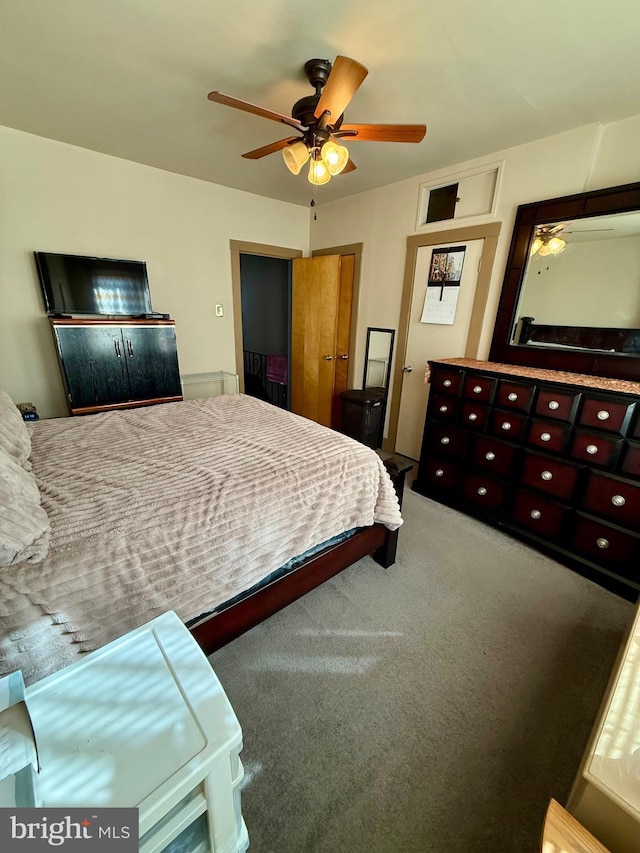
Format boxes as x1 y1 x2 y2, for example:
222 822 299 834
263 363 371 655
517 317 640 354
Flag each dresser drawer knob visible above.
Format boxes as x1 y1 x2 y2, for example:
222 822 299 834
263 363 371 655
586 444 599 455
468 412 478 421
596 537 609 549
440 436 450 445
507 392 518 402
477 486 487 496
501 421 512 431
530 509 541 520
435 468 444 477
443 379 452 388
548 400 560 410
473 385 482 394
541 470 553 481
439 405 448 413
540 432 551 442
597 410 610 421
485 451 496 461
611 494 626 507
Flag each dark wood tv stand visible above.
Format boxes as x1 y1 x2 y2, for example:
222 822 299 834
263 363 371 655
50 317 183 415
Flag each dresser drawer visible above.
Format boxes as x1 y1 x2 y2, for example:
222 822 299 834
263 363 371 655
431 394 458 420
488 409 527 443
496 380 535 413
569 431 623 467
521 452 583 501
578 395 635 435
462 374 496 404
431 368 462 396
570 514 640 576
421 457 460 491
534 389 581 422
581 471 640 528
425 423 467 458
526 420 571 454
462 474 507 511
620 442 640 479
469 436 518 478
460 401 489 430
511 489 568 540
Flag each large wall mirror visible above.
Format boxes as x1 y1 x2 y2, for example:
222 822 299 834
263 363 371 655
490 181 640 382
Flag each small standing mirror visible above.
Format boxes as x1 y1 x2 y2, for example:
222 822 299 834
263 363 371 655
363 327 395 390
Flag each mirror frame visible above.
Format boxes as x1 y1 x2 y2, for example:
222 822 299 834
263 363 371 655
362 326 395 392
489 181 640 382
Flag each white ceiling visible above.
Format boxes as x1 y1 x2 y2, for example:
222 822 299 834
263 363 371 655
2 0 640 208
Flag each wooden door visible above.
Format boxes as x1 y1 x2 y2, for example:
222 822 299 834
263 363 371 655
291 255 342 427
53 324 130 409
124 325 182 401
332 254 354 428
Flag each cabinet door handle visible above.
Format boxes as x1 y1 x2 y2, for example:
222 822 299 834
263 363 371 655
114 338 121 357
127 339 134 357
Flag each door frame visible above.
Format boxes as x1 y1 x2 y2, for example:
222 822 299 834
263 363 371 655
230 240 303 392
311 242 363 389
386 222 501 451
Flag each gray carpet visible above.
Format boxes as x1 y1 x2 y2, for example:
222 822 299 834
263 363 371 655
210 489 633 853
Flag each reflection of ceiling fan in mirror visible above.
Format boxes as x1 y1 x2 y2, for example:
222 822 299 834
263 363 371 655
207 56 427 186
530 222 615 256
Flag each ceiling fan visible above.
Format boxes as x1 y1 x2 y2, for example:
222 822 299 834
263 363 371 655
531 222 615 257
208 56 427 185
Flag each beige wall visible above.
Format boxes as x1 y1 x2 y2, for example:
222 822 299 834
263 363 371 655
311 115 640 398
2 113 639 420
0 126 309 417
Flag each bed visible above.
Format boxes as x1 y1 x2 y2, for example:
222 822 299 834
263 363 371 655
0 391 405 684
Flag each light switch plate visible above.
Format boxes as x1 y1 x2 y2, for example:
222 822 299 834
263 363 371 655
215 304 224 317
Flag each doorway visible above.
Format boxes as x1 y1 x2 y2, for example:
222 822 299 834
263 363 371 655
387 223 501 459
230 241 361 428
240 253 291 409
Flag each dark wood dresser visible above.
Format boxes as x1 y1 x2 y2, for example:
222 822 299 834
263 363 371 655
413 358 640 598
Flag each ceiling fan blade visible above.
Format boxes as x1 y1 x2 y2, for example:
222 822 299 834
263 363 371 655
314 56 368 123
338 123 427 143
342 158 357 173
208 91 304 130
242 138 299 159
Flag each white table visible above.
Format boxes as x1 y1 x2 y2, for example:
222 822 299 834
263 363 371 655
2 611 248 853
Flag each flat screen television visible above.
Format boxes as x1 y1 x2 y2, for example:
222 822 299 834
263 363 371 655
34 252 153 316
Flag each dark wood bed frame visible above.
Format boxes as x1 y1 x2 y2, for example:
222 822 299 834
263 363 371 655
190 455 412 654
518 317 640 354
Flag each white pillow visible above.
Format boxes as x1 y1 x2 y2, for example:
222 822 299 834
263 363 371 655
0 390 31 468
0 447 50 567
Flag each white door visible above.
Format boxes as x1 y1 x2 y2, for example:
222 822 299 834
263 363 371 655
395 239 484 460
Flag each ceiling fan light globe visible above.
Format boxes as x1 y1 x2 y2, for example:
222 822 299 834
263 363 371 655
548 236 566 254
282 141 309 175
321 140 350 175
308 158 331 185
537 243 552 257
530 237 543 256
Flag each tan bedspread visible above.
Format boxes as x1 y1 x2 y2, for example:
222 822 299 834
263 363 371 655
0 395 402 683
